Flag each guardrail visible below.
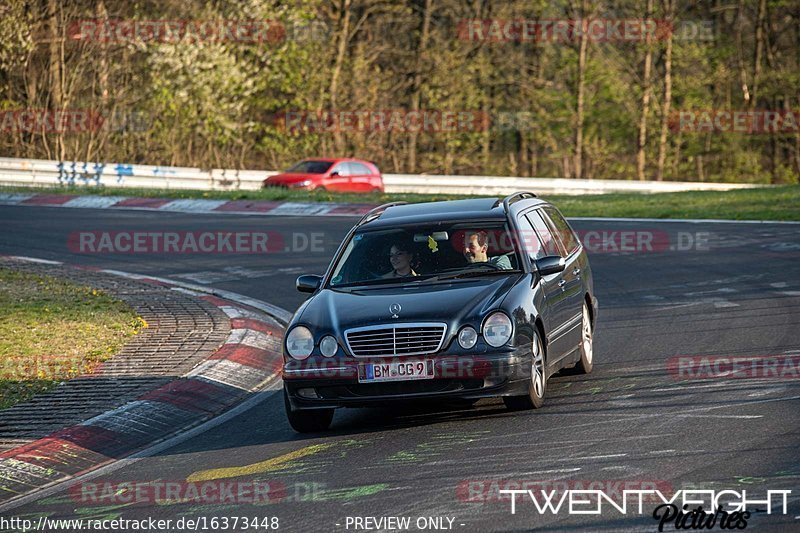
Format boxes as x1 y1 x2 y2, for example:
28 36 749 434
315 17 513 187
0 157 763 196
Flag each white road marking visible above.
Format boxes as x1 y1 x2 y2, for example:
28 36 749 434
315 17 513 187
8 255 63 265
674 414 763 419
0 193 34 203
571 453 627 461
158 199 227 212
770 282 788 288
226 328 277 350
63 196 127 209
267 202 334 216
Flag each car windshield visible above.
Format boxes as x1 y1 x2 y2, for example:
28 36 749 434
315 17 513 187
328 222 521 288
286 160 333 174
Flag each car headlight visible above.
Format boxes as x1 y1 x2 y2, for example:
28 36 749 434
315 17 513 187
286 326 314 359
483 312 513 347
320 335 338 357
458 326 478 349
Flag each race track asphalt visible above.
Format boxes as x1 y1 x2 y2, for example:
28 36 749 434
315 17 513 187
1 205 799 532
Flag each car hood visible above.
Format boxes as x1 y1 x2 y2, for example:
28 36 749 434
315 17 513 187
294 275 521 333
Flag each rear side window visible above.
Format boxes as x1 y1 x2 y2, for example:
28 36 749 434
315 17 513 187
333 163 351 176
526 211 561 257
542 207 580 256
350 162 371 175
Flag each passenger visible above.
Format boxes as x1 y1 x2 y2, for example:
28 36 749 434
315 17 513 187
463 230 512 270
382 244 419 278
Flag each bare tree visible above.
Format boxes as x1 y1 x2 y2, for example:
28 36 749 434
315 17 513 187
655 0 673 181
636 0 654 181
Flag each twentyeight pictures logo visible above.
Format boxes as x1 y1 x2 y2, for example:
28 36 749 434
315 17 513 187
498 489 791 530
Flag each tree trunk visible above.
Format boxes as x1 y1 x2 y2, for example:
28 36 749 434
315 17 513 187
329 0 352 153
636 0 654 181
573 0 589 179
47 0 64 159
735 0 750 105
751 0 766 110
656 0 673 182
407 0 432 173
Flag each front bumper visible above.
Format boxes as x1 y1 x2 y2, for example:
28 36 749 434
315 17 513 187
283 349 532 410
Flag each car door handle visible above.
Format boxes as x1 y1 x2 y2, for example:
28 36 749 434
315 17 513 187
572 268 581 275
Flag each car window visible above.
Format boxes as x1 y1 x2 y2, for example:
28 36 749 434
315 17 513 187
516 213 546 259
286 160 333 174
526 211 561 257
542 207 580 256
332 163 351 176
350 162 371 175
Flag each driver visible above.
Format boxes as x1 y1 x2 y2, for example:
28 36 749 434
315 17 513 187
463 230 512 270
382 244 419 278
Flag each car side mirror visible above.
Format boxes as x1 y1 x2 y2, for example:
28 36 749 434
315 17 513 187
535 256 566 276
329 171 339 177
296 274 322 293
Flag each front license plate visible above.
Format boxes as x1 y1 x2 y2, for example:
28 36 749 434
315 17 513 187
358 360 434 383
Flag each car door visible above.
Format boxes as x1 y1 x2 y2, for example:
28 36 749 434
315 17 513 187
540 207 584 354
326 162 351 191
525 210 573 360
348 162 373 192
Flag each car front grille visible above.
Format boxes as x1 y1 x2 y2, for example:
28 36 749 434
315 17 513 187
345 323 447 357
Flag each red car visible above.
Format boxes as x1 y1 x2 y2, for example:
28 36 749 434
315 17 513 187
263 158 384 193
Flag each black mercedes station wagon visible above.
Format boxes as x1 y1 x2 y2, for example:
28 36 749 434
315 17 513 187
282 192 597 432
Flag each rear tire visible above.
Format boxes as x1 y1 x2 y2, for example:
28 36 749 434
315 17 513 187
284 388 334 432
575 302 594 374
503 331 546 410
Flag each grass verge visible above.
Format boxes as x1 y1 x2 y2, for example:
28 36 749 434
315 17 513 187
0 267 146 410
1 184 798 221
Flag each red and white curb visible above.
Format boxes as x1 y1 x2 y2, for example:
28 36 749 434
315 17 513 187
0 192 374 217
0 256 291 508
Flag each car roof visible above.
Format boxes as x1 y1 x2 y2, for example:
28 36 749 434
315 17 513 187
301 158 369 163
361 197 548 229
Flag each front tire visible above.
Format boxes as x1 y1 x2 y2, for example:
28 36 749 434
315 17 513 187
284 388 334 432
503 331 546 410
575 302 594 374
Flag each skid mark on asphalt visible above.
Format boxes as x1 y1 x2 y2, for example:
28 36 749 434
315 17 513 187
385 431 488 466
187 443 336 482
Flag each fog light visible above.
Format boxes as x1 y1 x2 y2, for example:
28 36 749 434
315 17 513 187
458 326 478 349
297 388 319 399
320 335 338 357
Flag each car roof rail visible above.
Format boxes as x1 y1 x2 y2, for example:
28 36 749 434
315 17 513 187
496 191 537 211
357 201 408 226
